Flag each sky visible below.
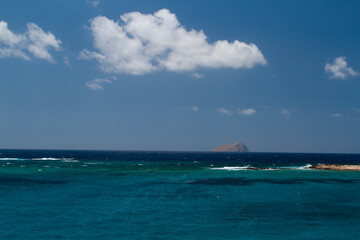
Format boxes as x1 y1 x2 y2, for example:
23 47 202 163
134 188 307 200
1 0 360 153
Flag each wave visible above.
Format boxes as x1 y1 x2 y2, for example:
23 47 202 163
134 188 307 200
295 164 313 170
60 158 79 163
0 157 78 162
32 158 61 161
210 164 313 171
31 158 78 162
0 158 26 161
280 164 313 170
210 166 252 171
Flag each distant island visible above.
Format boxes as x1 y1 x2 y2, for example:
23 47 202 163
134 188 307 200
213 142 249 152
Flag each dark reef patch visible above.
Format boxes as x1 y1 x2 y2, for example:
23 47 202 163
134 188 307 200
0 177 66 185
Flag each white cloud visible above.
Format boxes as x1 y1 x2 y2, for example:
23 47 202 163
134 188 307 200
279 108 290 115
81 9 266 75
0 21 61 62
191 73 203 79
0 47 30 60
0 21 24 46
86 78 112 90
218 108 232 116
87 0 100 7
26 23 61 62
191 106 199 112
64 56 70 66
325 56 358 80
330 113 342 118
238 108 256 116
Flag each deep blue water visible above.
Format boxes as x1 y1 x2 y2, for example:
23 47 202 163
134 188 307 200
0 150 360 239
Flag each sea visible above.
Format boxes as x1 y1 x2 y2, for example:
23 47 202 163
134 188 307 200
0 149 359 240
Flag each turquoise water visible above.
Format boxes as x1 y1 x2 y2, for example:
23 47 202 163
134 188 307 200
0 150 360 239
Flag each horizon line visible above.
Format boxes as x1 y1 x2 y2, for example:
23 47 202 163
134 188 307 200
0 148 359 155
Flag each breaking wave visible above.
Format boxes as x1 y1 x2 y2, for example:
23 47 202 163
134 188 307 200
0 158 26 161
32 158 62 161
211 166 251 171
0 157 79 162
210 164 313 171
31 158 79 162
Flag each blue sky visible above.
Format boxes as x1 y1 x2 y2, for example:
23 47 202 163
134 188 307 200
1 0 360 152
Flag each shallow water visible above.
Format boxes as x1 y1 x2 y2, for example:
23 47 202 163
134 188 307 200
0 150 359 239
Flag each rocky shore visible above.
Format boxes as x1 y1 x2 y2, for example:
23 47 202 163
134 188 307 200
309 164 360 171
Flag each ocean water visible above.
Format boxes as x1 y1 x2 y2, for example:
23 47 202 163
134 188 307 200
0 150 360 240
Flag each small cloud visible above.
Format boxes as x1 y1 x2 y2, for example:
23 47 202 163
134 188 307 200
325 56 358 80
87 0 100 7
191 106 199 112
355 108 360 113
218 108 232 116
279 108 291 119
191 73 203 79
238 108 256 116
86 78 112 90
330 113 342 118
279 108 290 115
64 56 70 66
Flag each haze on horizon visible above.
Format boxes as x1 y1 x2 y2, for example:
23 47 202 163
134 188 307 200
1 0 360 153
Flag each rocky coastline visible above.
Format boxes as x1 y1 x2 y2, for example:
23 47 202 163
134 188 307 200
309 164 360 171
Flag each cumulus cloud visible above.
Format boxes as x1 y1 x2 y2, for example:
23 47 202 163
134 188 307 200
87 0 100 7
81 9 266 75
191 106 199 112
0 21 60 62
218 108 232 116
238 108 256 116
325 57 358 80
86 78 112 90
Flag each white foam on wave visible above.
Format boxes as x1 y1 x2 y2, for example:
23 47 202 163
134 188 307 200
211 166 251 171
32 158 61 161
31 157 78 162
262 168 276 171
0 157 78 162
60 158 79 163
210 164 313 171
0 158 26 161
280 164 313 170
296 164 313 170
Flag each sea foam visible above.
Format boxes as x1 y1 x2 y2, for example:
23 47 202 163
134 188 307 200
0 158 26 161
211 166 251 171
210 164 313 171
31 157 77 162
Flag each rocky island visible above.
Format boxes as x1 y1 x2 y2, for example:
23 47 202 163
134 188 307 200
213 142 249 152
310 164 360 171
